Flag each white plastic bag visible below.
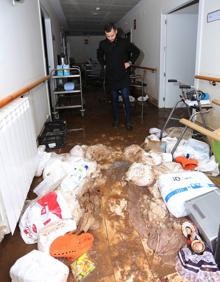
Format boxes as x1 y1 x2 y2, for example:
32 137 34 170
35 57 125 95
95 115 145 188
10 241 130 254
70 145 85 158
10 250 69 282
197 155 219 177
35 146 51 177
173 138 210 160
60 159 97 192
38 219 76 254
33 172 66 196
158 171 217 218
43 158 67 179
126 162 154 186
19 191 72 244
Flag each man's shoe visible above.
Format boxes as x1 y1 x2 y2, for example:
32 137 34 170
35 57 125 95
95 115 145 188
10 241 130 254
126 123 133 131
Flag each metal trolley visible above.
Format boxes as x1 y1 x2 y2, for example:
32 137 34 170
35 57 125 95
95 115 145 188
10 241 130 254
51 66 85 118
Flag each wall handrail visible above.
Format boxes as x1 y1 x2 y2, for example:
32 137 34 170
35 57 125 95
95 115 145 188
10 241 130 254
0 75 49 109
212 99 220 107
132 65 157 72
195 74 220 85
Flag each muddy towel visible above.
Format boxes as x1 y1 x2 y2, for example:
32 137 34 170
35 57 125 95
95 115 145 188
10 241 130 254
176 246 220 282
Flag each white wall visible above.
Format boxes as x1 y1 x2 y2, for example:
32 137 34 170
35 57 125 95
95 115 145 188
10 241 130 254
195 0 220 129
67 35 104 64
117 0 196 105
0 0 62 135
41 0 63 66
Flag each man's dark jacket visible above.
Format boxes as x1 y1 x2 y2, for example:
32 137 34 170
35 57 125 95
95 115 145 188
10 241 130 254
97 36 140 89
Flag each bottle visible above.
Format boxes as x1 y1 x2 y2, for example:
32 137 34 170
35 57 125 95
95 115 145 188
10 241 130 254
63 64 70 76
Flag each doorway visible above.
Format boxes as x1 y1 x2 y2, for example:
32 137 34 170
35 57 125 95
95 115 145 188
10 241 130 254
159 1 199 108
40 6 55 114
40 8 55 74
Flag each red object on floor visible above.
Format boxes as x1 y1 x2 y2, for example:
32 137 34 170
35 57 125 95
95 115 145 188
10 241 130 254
175 156 198 170
50 233 94 261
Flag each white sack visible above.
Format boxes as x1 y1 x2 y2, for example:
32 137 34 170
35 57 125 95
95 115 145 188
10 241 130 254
19 191 72 244
10 250 69 282
70 145 85 158
197 155 219 177
43 158 68 179
38 219 76 254
164 137 210 160
33 173 66 197
60 159 97 192
35 146 51 177
158 171 217 218
126 162 154 186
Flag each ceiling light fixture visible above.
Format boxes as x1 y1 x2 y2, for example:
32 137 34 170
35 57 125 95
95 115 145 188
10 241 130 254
96 7 100 11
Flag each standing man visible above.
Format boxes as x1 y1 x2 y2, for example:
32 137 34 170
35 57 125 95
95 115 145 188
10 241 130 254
97 23 140 130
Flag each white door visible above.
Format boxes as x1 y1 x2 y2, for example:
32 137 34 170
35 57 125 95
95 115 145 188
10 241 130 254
44 18 55 74
164 14 198 108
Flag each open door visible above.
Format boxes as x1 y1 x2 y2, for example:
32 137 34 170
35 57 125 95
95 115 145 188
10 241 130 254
159 5 199 108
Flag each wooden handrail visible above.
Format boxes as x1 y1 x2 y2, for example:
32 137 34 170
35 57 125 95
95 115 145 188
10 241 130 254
212 99 220 107
132 65 157 72
195 75 220 83
180 118 220 142
0 75 49 109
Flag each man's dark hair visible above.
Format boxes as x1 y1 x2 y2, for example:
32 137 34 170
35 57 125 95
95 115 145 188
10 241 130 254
104 23 116 33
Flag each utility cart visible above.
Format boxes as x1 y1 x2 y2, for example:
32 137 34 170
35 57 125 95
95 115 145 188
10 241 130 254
51 66 85 117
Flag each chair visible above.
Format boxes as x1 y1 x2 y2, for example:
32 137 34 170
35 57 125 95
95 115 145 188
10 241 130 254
129 67 147 121
84 61 102 87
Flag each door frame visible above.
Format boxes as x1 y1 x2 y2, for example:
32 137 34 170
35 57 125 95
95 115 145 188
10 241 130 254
159 14 167 108
159 0 199 108
40 5 55 113
40 6 55 74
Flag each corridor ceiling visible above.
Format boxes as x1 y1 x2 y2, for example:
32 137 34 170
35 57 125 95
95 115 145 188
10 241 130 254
50 0 141 35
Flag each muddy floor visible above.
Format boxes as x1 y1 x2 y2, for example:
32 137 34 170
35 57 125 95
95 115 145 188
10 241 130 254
0 84 197 282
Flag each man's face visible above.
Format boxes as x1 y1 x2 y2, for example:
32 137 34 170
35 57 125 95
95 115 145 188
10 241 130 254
105 28 117 42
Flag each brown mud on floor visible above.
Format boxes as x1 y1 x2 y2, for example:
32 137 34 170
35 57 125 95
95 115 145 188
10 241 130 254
0 86 188 282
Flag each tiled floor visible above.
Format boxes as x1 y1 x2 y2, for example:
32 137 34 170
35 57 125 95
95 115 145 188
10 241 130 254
0 84 202 281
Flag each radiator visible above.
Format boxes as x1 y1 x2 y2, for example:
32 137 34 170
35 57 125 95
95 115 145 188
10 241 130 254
0 97 38 234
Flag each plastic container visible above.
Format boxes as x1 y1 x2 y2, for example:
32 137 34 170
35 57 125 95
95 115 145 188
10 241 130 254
56 65 63 76
64 82 75 91
63 64 70 76
44 120 66 133
38 120 66 150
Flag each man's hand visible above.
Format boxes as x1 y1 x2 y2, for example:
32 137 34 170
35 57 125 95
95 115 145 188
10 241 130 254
124 61 132 69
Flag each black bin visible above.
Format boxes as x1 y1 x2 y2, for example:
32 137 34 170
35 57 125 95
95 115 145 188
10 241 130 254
38 120 67 149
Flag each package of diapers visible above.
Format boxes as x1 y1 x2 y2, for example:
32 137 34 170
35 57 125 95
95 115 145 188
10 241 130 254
158 171 217 218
